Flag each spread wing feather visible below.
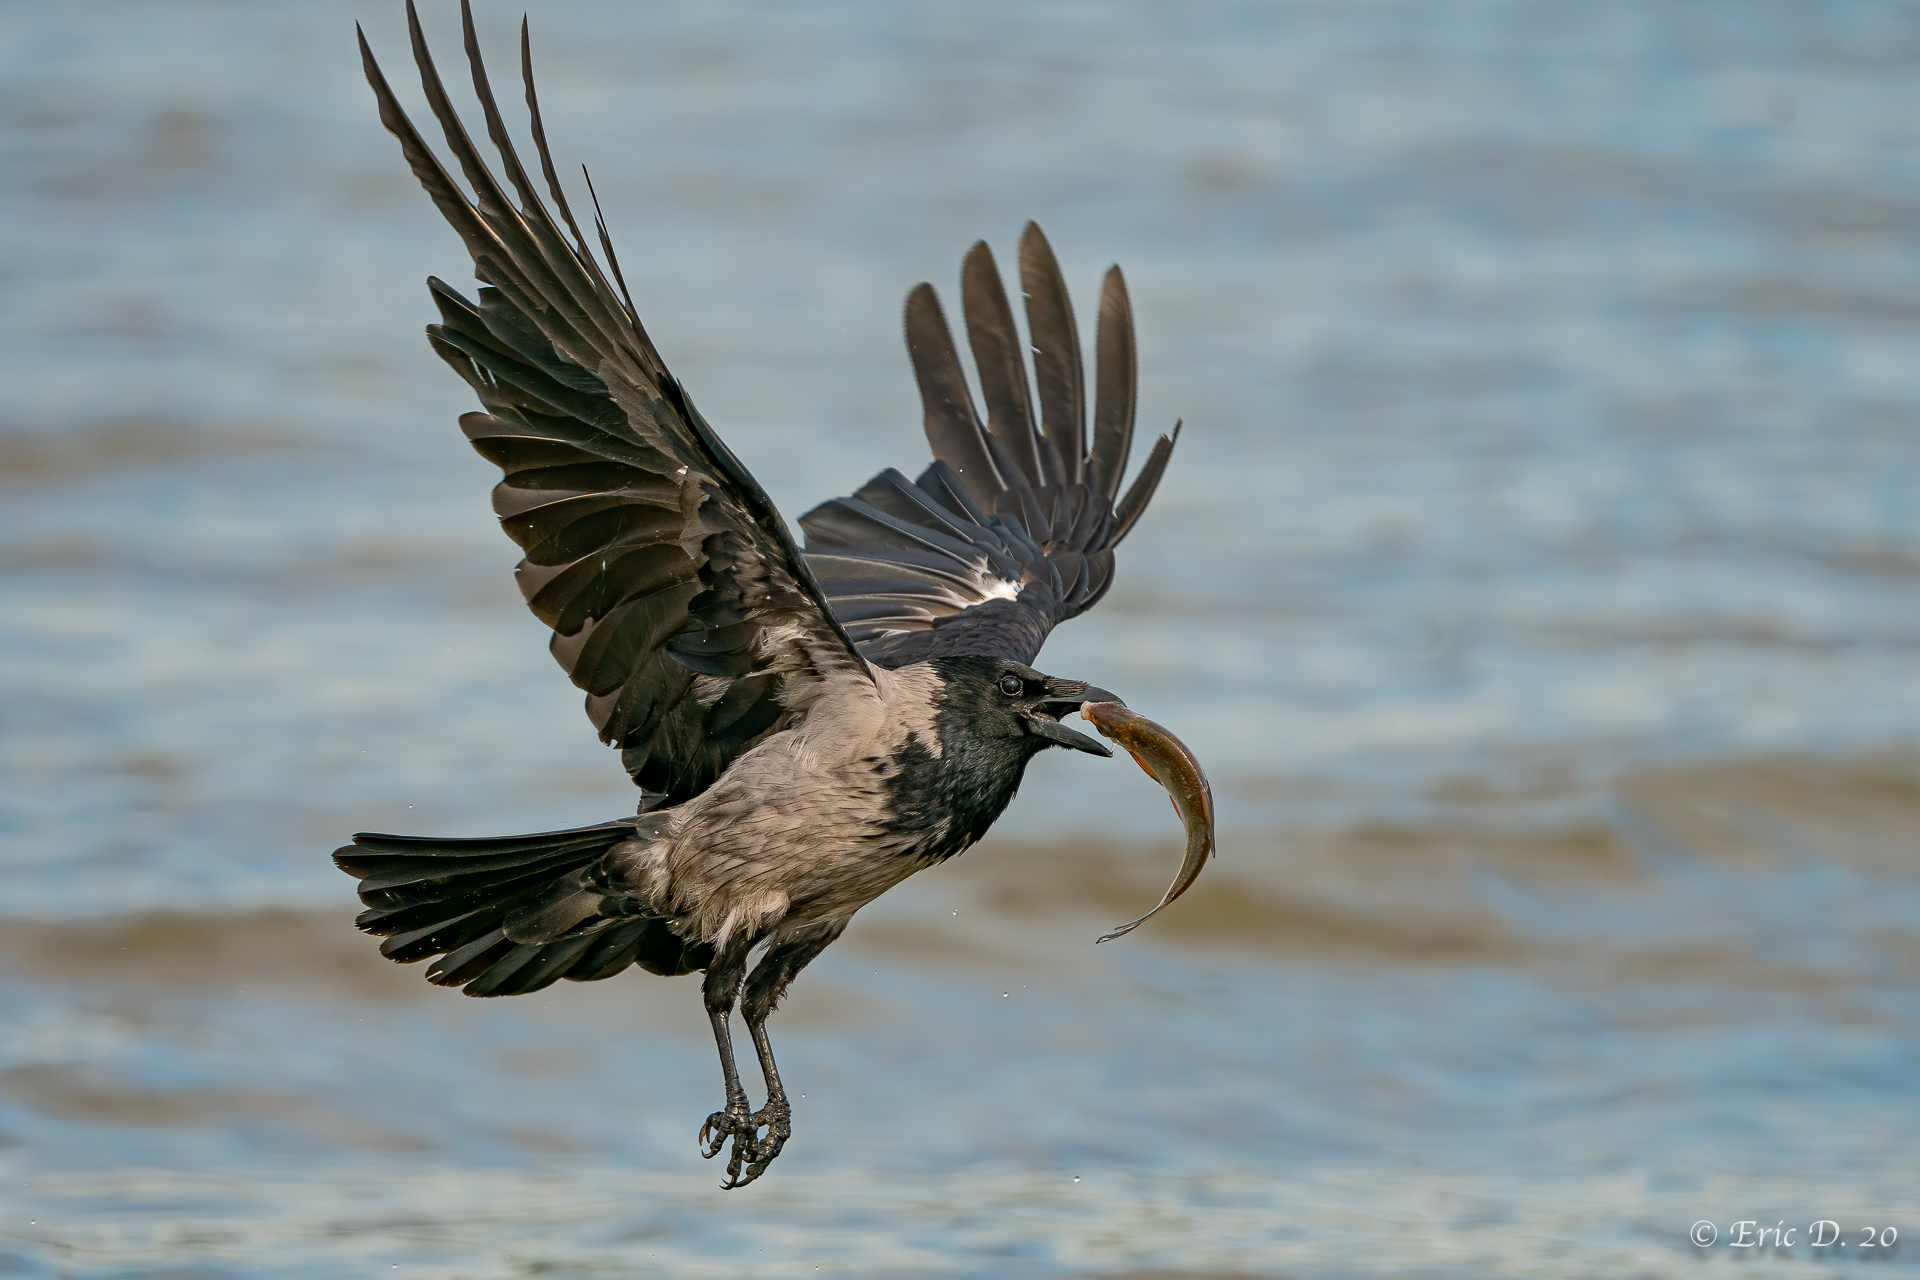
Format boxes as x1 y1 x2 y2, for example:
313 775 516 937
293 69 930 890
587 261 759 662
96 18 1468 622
1018 224 1087 486
803 224 1179 668
363 0 869 808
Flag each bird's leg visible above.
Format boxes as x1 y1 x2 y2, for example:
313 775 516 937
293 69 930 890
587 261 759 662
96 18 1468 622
697 938 761 1188
727 920 846 1187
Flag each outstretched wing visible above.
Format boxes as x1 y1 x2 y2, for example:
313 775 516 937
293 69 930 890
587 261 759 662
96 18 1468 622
363 1 870 807
800 224 1179 668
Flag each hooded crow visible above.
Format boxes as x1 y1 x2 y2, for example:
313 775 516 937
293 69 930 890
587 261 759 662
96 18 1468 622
335 1 1185 1188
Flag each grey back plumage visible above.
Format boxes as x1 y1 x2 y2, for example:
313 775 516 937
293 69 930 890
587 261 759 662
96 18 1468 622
800 225 1179 668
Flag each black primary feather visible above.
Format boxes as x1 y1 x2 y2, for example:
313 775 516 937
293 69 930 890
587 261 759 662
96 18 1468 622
1088 266 1137 499
1017 224 1087 487
961 242 1045 487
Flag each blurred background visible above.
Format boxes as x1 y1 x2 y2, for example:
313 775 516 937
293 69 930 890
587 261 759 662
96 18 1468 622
3 0 1919 1276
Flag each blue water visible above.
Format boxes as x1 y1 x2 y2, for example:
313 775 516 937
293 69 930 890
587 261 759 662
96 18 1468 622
2 0 1919 1275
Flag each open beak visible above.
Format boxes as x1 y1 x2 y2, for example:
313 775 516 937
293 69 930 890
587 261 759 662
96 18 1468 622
1024 682 1123 757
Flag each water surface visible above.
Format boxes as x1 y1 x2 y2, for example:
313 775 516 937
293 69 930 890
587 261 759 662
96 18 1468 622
2 0 1918 1275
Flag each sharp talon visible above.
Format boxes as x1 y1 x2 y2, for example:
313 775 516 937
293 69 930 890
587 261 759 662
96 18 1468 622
698 1111 731 1160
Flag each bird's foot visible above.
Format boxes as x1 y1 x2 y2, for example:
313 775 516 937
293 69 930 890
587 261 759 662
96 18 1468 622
740 1099 790 1181
697 1098 792 1189
699 1103 764 1189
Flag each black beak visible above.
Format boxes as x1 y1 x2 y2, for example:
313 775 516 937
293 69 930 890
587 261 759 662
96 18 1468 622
1026 682 1123 756
1070 685 1123 709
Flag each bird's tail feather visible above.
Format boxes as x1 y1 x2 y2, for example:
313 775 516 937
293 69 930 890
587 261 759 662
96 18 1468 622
334 819 710 996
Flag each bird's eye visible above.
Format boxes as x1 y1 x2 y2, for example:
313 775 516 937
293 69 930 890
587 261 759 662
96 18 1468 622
997 675 1023 697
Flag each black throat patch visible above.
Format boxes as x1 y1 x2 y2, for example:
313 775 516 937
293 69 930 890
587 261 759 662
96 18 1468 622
881 660 1046 863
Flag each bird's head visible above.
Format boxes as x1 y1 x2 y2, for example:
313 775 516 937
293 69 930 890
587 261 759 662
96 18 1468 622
932 657 1119 759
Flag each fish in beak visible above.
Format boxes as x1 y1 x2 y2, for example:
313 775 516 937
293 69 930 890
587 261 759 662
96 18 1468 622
1078 700 1218 942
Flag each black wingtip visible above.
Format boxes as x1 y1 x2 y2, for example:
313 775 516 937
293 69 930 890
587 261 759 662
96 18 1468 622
1111 420 1179 545
1088 262 1137 500
1015 222 1086 486
904 280 1006 506
961 239 1044 487
580 163 641 325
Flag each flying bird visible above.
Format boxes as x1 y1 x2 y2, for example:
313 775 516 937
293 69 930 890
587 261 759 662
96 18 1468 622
335 1 1200 1189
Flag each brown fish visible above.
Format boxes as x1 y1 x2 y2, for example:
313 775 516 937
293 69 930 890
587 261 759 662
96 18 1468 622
1079 701 1217 942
